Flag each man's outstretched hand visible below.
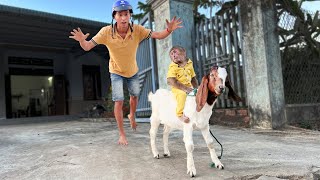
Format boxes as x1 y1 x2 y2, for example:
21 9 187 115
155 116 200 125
166 16 183 32
69 27 90 42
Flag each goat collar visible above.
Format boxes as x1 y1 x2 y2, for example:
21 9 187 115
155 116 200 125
187 88 198 96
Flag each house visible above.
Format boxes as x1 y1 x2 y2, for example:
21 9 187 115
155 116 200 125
0 4 110 119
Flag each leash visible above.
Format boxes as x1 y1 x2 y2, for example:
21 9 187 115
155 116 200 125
209 129 223 159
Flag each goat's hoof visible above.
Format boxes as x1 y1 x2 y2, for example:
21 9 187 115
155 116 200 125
188 172 195 178
216 163 224 170
163 154 170 158
187 169 196 177
211 162 224 169
154 154 160 159
212 163 224 169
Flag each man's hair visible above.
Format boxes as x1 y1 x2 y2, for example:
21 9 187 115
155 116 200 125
169 46 186 54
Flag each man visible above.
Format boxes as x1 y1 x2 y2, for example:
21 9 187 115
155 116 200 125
69 0 183 145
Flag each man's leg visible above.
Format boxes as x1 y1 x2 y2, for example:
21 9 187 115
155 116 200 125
110 73 128 145
114 100 128 145
128 96 138 130
127 73 140 130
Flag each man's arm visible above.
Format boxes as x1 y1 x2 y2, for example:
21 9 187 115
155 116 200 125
79 39 96 51
151 29 173 39
167 77 193 93
69 27 96 51
151 16 183 39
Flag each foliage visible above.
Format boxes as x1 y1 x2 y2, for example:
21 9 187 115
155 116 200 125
277 0 320 60
193 0 223 23
132 0 222 23
193 0 223 17
194 0 320 59
194 11 208 23
133 0 320 60
104 86 130 118
131 1 152 22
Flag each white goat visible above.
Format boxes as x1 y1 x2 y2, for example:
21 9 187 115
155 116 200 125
148 66 242 177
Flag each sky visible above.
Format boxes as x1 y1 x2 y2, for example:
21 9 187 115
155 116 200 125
0 0 319 23
0 0 145 23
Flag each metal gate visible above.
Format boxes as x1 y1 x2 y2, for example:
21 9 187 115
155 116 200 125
136 13 158 118
193 6 246 108
136 6 247 117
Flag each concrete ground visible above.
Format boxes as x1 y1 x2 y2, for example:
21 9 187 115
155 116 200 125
0 116 320 180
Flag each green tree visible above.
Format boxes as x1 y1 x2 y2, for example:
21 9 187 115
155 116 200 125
193 0 222 18
197 0 320 59
277 0 320 59
132 1 152 22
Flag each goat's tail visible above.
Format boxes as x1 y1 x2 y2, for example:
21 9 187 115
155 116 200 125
148 91 154 102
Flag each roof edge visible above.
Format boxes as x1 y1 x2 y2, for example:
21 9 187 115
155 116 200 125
0 4 108 26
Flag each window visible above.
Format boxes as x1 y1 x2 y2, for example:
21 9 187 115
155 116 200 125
82 65 101 100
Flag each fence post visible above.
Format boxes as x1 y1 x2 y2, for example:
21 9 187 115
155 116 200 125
148 0 195 89
239 0 286 129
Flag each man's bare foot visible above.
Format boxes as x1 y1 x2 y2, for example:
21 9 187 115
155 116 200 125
127 114 137 131
118 135 128 145
178 115 190 123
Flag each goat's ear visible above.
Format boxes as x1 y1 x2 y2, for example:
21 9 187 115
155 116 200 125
225 75 242 102
196 76 209 112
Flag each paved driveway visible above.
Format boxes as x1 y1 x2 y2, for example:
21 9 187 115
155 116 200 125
0 117 320 179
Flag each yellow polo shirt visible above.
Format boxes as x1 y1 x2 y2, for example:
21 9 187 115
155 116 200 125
92 24 151 77
167 59 196 90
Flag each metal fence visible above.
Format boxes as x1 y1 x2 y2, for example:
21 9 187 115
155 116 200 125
135 5 320 119
279 11 320 104
193 6 246 108
135 6 247 119
136 13 158 117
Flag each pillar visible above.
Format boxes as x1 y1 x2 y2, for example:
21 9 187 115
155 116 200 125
239 0 286 129
149 0 195 89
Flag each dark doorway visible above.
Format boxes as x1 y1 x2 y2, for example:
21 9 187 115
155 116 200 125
82 65 101 100
53 75 67 115
5 75 12 118
9 75 54 118
6 66 58 118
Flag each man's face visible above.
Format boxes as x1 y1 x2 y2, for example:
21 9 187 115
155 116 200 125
169 48 186 64
114 10 130 28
